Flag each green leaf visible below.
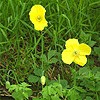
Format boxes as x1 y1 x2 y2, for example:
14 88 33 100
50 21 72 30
48 58 58 64
85 96 93 100
33 98 43 100
74 86 86 93
42 86 49 98
94 47 100 56
81 80 96 91
48 50 56 60
95 81 100 91
60 79 68 88
51 95 60 100
41 54 48 63
12 91 24 100
9 85 18 92
80 30 91 42
88 40 96 47
26 89 32 97
78 67 92 79
23 92 28 99
67 89 80 100
34 68 42 76
28 74 39 83
21 82 31 87
48 86 56 95
95 72 100 80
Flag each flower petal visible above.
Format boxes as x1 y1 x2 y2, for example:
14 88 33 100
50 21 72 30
34 19 48 31
62 49 74 64
65 39 79 50
29 5 46 16
79 43 91 55
29 6 45 24
74 55 87 66
29 5 48 31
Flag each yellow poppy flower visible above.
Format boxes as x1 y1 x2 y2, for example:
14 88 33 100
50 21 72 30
29 5 48 31
41 76 46 85
62 39 91 66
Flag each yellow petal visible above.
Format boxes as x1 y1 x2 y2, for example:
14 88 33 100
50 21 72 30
29 5 45 24
74 55 87 66
29 5 46 16
29 5 48 31
79 43 91 55
34 19 48 31
65 39 79 50
62 49 74 64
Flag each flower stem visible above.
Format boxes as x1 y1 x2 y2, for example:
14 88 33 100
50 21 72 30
41 32 44 71
70 64 77 87
74 65 77 87
96 92 99 100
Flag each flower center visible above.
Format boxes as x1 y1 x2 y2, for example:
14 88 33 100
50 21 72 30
37 16 42 22
73 51 79 57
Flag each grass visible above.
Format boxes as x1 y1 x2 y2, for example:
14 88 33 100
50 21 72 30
0 0 100 100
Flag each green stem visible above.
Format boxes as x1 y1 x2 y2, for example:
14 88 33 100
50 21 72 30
41 32 44 71
70 64 77 87
74 65 76 87
58 74 60 83
7 70 18 84
96 92 99 100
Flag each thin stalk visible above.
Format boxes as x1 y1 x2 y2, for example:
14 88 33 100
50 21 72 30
7 70 18 84
74 65 76 87
96 92 99 100
41 32 44 71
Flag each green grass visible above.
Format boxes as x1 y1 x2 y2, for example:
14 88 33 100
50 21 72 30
0 0 100 99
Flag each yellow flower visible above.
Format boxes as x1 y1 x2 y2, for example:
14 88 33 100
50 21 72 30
41 76 46 85
29 5 48 31
62 39 91 66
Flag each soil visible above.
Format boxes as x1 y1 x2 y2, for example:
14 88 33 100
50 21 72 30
0 96 14 100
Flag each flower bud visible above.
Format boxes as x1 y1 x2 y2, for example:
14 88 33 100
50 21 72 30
41 76 46 85
6 81 10 89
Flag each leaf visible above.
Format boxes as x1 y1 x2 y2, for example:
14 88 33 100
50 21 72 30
51 95 60 100
85 96 93 100
21 82 31 87
27 89 32 97
67 89 80 100
47 85 56 95
81 80 96 91
28 74 39 83
48 58 58 64
94 47 100 56
48 50 56 60
33 98 43 100
88 40 96 47
60 79 68 88
34 68 42 76
24 88 32 91
80 30 91 42
42 86 51 98
95 72 100 80
95 81 100 91
12 91 23 100
23 92 28 99
78 67 92 79
9 85 18 92
41 54 48 63
74 86 86 93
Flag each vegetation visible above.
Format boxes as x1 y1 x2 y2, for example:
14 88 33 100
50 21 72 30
0 0 100 100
